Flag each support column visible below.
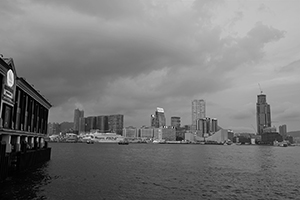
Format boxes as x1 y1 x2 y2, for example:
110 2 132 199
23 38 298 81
28 137 33 149
40 137 44 148
15 136 21 152
34 137 39 149
1 134 11 153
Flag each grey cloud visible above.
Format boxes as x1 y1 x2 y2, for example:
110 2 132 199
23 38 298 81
279 59 300 72
30 0 145 19
247 22 285 44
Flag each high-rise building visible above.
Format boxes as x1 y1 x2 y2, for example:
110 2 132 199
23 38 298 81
108 114 124 135
192 99 205 130
95 115 108 132
73 108 84 134
211 118 218 133
151 107 166 128
279 124 287 139
171 116 181 128
256 93 271 135
85 116 96 132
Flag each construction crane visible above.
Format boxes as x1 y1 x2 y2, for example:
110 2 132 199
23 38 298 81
258 83 263 94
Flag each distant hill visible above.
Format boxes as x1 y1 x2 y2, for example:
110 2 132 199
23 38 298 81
287 130 300 137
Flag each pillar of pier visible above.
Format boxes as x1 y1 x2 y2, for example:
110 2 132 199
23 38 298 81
15 135 21 152
1 134 12 153
40 137 44 148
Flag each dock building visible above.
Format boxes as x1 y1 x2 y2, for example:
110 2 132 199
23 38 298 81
0 56 51 181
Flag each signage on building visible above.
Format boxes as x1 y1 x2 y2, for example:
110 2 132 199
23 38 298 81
3 69 15 103
156 107 164 113
7 69 14 87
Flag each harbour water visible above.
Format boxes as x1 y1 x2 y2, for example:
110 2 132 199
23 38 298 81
1 143 300 199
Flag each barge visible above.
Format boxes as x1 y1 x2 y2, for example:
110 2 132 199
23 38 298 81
0 56 51 182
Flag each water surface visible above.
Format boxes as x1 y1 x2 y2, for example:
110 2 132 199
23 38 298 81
1 143 299 199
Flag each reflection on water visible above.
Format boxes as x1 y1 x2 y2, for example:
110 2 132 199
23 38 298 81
0 163 52 200
1 143 300 199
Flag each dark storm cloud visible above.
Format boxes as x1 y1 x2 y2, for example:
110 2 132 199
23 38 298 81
0 0 288 125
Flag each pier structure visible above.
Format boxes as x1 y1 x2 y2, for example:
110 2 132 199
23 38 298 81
0 56 51 181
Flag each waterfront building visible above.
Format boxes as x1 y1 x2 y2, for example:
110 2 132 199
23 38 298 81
153 128 163 140
139 126 154 139
123 126 138 138
192 99 205 130
151 107 166 128
185 132 195 142
108 114 124 135
175 127 186 141
73 108 84 134
261 132 283 145
171 116 181 128
85 116 97 132
95 115 108 132
279 124 287 139
197 117 211 136
78 117 85 134
47 122 60 135
211 118 218 133
256 93 271 135
206 129 230 143
161 127 176 141
0 56 51 180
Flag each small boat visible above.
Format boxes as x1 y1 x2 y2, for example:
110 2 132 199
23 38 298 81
86 140 94 144
118 140 129 145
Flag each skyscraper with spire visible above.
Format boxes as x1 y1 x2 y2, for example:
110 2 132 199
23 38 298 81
256 93 271 135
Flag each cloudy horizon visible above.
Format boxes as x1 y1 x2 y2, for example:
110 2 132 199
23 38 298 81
1 0 300 133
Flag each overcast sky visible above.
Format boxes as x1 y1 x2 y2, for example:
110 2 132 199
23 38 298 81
1 0 300 133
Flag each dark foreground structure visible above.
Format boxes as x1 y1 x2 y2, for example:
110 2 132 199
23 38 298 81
0 56 51 181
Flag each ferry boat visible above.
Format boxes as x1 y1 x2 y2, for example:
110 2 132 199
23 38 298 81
82 132 124 143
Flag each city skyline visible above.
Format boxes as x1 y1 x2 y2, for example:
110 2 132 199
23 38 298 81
1 1 300 132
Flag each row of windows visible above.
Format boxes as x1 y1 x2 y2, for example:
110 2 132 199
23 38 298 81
1 87 49 135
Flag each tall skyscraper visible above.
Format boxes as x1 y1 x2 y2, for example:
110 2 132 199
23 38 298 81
256 93 271 135
73 108 84 134
151 107 166 128
192 99 206 130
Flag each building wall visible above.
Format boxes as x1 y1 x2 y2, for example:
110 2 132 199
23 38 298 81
139 127 154 139
123 127 138 138
161 127 176 141
206 129 229 143
261 132 283 144
185 132 194 142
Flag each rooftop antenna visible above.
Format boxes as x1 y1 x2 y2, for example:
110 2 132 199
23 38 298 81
258 83 263 94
